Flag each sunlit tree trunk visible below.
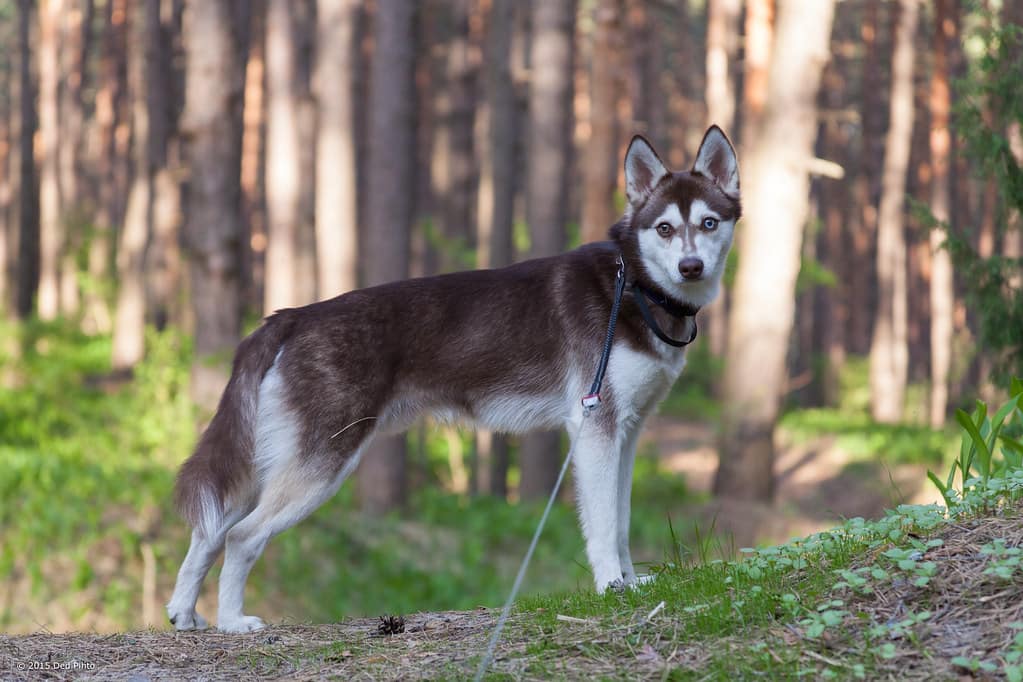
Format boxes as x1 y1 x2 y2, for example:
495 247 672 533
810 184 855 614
359 0 417 514
314 0 360 298
869 0 918 424
739 0 773 150
263 0 301 314
37 0 63 320
180 0 249 410
112 0 156 370
15 0 38 320
580 0 621 244
928 0 956 427
714 0 836 501
519 0 576 501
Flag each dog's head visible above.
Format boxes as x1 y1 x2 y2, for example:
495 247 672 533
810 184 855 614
611 126 741 310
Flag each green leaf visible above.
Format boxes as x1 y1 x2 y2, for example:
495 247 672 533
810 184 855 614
957 408 993 479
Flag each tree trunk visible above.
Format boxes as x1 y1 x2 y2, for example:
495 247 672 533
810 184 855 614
37 0 63 320
263 0 302 314
519 0 576 502
359 0 417 514
714 0 836 501
443 0 477 267
739 0 773 150
292 0 318 307
927 0 956 427
314 0 360 298
474 0 520 498
239 0 266 314
15 0 38 320
180 0 249 410
112 0 156 370
580 0 621 244
869 0 917 424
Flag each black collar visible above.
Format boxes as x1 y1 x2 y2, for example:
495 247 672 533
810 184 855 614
631 280 699 347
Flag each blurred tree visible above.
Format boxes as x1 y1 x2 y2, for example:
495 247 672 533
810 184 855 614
113 0 161 370
869 0 918 424
715 0 836 501
264 0 302 313
443 0 477 268
928 0 957 427
37 0 62 320
314 0 361 298
580 0 622 245
359 0 417 514
180 0 250 410
474 0 521 498
292 0 318 307
739 0 773 151
519 0 576 502
15 0 38 320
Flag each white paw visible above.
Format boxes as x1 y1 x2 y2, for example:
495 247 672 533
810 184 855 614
217 615 266 634
167 607 209 631
597 577 627 594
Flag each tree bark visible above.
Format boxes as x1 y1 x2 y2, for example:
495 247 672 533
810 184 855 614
443 0 477 267
869 0 918 424
927 0 956 427
180 0 249 410
15 0 38 320
359 0 417 514
739 0 773 150
519 0 576 502
37 0 63 320
474 0 520 498
263 0 302 314
314 0 360 298
714 0 836 501
112 0 157 370
580 0 621 245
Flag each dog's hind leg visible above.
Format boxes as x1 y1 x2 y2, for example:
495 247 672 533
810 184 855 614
166 504 251 630
215 451 364 633
569 420 624 592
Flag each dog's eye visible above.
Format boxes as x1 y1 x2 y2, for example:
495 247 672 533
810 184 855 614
655 222 673 237
701 217 719 230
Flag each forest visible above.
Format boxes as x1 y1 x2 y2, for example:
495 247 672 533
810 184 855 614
1 0 1022 658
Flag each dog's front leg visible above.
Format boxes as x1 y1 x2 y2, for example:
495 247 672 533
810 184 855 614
616 425 642 584
569 421 624 592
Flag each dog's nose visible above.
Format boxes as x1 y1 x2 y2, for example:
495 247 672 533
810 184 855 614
679 258 704 280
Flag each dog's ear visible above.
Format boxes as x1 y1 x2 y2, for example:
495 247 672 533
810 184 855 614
693 125 739 198
624 136 669 206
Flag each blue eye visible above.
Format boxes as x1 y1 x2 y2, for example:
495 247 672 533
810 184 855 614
702 217 719 230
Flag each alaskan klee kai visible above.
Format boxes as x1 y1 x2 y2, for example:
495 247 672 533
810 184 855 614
167 126 741 633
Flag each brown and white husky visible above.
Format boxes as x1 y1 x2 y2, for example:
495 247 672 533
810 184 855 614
167 126 741 633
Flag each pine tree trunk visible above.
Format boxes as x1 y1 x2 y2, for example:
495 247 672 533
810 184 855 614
314 0 360 298
714 0 836 501
474 0 520 498
112 0 155 370
37 0 63 320
580 0 621 244
15 0 38 320
519 0 576 502
928 0 956 427
443 0 477 266
359 0 417 514
263 0 302 314
180 0 249 410
869 0 918 424
739 0 773 150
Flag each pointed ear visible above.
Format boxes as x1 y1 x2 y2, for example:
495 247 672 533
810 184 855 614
624 136 669 206
693 125 739 198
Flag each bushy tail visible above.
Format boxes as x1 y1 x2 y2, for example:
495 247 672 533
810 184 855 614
174 313 295 538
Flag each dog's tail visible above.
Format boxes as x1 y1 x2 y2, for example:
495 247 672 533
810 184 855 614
174 312 295 538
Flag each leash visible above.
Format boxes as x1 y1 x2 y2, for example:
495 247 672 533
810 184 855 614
474 252 698 679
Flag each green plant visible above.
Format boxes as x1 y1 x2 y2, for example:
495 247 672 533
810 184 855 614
927 378 1023 509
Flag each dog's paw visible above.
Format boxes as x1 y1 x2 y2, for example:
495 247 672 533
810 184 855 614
217 615 266 634
167 607 208 631
598 578 627 594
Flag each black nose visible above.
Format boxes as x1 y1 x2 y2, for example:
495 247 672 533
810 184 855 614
679 258 704 280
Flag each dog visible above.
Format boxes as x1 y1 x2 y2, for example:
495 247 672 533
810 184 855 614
166 125 740 633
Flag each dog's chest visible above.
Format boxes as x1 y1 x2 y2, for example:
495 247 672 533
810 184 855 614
605 341 687 419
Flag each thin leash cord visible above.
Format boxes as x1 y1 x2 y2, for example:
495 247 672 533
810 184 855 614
587 257 626 398
473 414 589 681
